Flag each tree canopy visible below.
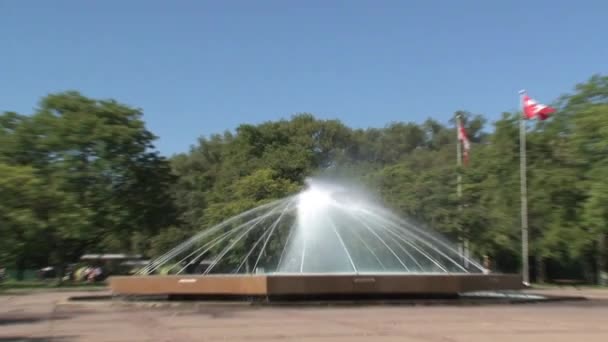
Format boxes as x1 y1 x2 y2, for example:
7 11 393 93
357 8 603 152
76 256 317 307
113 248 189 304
1 75 607 283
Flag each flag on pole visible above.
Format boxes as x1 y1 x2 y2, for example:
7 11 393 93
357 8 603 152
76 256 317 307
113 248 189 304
457 120 470 165
521 91 556 120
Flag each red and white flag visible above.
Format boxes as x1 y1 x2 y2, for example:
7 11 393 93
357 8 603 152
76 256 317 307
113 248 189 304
458 120 470 165
521 91 556 121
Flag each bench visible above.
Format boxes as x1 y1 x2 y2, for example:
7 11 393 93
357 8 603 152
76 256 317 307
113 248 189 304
551 279 586 288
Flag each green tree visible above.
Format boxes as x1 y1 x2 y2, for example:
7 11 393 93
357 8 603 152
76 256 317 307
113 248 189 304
1 92 176 274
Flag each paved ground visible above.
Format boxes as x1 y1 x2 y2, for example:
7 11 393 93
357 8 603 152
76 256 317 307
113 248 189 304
1 288 608 342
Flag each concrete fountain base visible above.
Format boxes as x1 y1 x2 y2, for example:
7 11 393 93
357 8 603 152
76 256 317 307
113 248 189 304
109 273 523 300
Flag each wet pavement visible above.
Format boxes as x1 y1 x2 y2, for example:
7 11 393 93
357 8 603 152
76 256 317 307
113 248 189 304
1 288 607 341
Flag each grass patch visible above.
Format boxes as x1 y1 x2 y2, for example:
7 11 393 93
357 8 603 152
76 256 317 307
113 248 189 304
530 282 606 289
0 279 106 293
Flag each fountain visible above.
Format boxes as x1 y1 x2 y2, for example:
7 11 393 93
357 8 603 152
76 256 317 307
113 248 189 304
110 179 522 299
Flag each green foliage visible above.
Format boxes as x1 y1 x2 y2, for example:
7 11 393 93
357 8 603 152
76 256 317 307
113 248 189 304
1 75 607 283
0 92 175 275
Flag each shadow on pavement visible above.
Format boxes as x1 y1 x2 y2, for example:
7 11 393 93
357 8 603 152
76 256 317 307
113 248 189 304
0 336 74 342
0 314 72 326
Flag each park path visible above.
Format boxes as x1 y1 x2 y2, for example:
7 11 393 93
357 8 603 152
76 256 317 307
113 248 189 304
1 288 608 341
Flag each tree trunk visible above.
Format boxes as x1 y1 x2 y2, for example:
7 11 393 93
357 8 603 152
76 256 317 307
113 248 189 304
536 256 545 284
16 257 25 281
598 233 606 285
582 257 594 284
56 261 66 284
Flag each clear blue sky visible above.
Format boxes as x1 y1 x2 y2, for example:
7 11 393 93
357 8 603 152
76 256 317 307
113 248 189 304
2 0 606 155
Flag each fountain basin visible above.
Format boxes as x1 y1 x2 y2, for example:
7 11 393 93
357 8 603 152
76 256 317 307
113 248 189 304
109 273 523 299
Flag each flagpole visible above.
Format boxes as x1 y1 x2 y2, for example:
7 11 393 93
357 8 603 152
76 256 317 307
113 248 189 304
456 114 462 197
519 90 530 285
455 113 467 267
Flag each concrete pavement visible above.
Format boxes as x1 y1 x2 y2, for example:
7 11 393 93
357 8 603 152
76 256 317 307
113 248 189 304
1 288 607 341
